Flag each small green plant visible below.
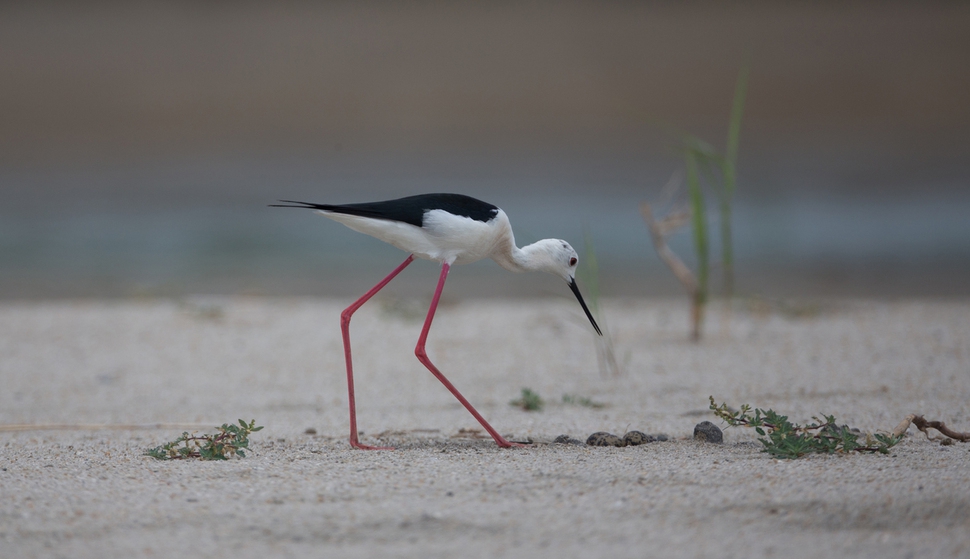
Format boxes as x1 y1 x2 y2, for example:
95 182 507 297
510 388 544 412
145 419 264 460
561 393 606 409
710 397 900 459
719 60 749 297
684 148 709 331
643 62 750 341
681 60 749 299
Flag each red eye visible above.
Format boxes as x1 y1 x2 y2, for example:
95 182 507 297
569 257 577 266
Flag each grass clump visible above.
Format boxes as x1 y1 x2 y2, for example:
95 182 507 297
145 419 263 460
510 388 544 412
681 60 749 300
642 61 750 340
710 397 901 459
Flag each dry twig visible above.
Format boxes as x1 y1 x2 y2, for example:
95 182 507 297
640 202 703 341
894 414 970 442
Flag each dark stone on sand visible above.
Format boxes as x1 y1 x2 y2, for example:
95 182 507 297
554 434 584 445
693 421 723 443
622 431 656 446
586 432 625 447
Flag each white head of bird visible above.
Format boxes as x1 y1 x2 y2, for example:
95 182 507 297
515 238 580 282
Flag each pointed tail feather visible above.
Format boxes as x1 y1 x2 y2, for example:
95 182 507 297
268 200 336 210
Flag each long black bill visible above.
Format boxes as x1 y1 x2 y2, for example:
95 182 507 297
569 278 603 336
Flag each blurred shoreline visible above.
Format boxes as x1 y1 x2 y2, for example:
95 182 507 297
3 175 968 300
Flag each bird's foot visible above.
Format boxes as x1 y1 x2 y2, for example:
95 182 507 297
350 440 394 451
495 438 529 449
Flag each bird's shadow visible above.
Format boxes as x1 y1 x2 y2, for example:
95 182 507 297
358 433 535 452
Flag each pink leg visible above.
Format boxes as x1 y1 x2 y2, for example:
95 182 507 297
342 255 414 450
414 263 525 449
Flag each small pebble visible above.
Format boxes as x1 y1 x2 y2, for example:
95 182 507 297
554 434 584 445
586 432 625 447
622 431 655 446
304 428 317 435
693 421 723 443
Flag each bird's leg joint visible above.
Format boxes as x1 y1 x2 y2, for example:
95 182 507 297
340 308 353 327
414 345 428 361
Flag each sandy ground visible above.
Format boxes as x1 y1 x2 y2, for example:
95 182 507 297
1 297 968 558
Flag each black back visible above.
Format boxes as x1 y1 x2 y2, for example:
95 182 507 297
271 193 499 227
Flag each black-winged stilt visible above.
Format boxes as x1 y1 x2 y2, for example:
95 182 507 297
272 193 602 449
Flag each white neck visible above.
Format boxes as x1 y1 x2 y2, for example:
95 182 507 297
492 240 555 274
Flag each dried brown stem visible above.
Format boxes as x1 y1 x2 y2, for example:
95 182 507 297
892 414 917 438
640 203 698 293
640 202 702 341
912 415 970 442
893 414 970 442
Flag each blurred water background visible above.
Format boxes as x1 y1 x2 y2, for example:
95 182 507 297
2 3 968 300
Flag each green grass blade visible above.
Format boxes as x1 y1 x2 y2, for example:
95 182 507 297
720 59 750 296
685 150 708 305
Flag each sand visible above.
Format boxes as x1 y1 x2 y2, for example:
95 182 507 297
1 297 968 558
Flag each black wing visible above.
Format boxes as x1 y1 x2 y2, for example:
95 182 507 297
270 193 499 227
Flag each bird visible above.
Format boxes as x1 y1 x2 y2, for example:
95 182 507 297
271 193 602 449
